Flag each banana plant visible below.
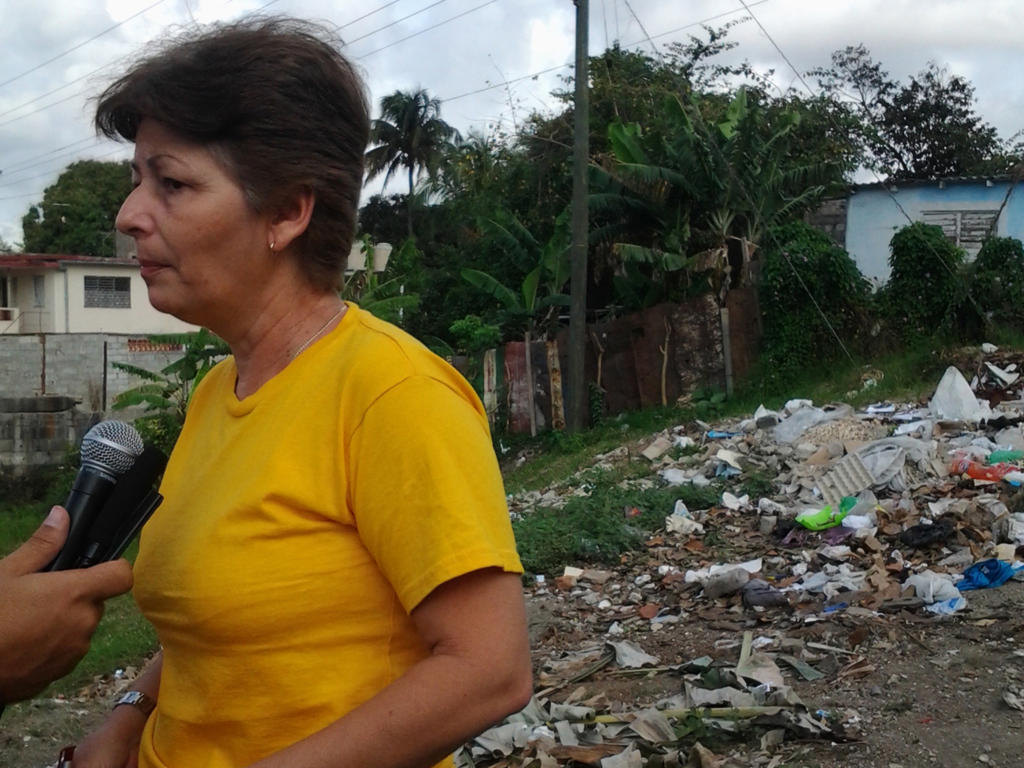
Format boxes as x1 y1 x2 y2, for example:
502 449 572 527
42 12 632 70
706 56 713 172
462 211 571 436
111 328 229 453
591 89 843 307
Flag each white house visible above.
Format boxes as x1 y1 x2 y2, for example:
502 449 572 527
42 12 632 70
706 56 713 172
0 250 197 335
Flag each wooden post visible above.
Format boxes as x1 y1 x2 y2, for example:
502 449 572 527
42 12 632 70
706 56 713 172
720 306 734 397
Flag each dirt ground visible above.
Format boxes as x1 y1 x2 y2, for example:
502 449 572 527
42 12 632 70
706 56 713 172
525 579 1024 768
4 580 1023 768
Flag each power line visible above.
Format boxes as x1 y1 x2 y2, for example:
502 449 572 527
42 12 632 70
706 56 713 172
346 0 451 46
3 136 102 176
442 0 768 103
340 0 404 29
0 146 128 202
0 0 419 133
0 89 86 130
0 141 109 182
736 0 987 320
0 0 170 91
0 0 415 168
0 143 109 187
0 143 123 190
622 0 661 61
358 0 499 58
0 61 118 121
737 0 813 95
0 0 753 192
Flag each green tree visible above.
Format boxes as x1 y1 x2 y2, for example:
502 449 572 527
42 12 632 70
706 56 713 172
812 45 1014 181
591 90 845 307
364 89 460 236
759 221 871 385
971 237 1024 332
22 160 131 256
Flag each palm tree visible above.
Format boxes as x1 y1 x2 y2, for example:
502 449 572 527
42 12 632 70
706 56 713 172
364 89 460 236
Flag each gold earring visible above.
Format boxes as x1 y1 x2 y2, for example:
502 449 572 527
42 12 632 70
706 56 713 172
269 240 276 252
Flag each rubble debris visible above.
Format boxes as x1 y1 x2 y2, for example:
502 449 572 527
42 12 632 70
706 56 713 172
493 360 1024 766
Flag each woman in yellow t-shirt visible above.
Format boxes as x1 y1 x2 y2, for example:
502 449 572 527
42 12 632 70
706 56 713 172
72 17 531 768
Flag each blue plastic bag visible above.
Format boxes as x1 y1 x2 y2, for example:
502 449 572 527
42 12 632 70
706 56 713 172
958 559 1018 591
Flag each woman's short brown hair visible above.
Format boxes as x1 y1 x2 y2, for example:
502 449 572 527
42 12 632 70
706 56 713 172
95 16 370 292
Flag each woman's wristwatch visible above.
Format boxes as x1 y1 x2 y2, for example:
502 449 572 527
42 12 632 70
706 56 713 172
113 690 156 717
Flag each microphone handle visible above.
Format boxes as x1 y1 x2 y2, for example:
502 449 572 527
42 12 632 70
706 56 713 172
46 471 117 572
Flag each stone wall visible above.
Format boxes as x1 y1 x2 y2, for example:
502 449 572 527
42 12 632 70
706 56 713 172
0 333 189 411
0 397 99 473
0 333 194 470
805 197 848 247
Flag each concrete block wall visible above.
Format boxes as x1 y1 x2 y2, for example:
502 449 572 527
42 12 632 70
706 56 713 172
0 335 44 395
0 333 197 413
44 335 107 410
0 333 199 471
0 408 99 472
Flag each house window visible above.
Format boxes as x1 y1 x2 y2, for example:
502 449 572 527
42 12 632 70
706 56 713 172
920 209 998 259
84 275 131 308
33 275 44 307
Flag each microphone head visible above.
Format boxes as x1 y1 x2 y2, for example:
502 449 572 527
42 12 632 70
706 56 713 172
80 420 144 481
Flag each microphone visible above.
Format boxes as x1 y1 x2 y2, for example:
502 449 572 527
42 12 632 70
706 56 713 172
74 444 167 567
46 420 144 572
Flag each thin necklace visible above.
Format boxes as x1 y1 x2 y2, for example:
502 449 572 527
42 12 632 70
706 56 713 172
291 304 346 360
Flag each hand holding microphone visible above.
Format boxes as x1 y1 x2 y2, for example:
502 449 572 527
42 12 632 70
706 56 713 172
0 420 164 707
0 507 133 704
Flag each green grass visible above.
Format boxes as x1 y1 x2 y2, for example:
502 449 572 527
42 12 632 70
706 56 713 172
0 502 45 555
512 473 720 575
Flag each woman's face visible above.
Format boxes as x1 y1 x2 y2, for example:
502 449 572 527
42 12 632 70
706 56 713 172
117 119 272 329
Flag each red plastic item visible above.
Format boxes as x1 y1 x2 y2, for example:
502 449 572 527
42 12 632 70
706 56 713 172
949 452 1016 481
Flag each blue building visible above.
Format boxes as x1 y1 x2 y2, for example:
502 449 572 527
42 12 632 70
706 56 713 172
843 177 1024 285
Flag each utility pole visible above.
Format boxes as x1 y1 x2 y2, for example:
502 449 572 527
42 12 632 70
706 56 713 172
567 0 589 432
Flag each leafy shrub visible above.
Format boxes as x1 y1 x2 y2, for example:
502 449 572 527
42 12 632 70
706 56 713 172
448 315 502 354
971 236 1024 331
512 477 718 575
759 221 871 385
883 222 966 340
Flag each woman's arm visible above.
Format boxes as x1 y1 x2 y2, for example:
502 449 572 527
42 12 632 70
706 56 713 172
248 567 532 768
71 652 163 768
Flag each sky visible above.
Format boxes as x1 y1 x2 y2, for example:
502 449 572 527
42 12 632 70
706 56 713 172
0 0 1021 248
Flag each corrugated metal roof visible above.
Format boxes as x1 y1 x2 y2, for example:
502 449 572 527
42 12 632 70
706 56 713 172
853 175 1015 191
0 252 140 270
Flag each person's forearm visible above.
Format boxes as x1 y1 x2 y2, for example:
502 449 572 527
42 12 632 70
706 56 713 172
247 649 531 768
127 651 162 699
101 652 163 735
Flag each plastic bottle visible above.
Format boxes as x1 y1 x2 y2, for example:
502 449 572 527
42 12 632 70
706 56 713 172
967 462 1016 482
949 452 1016 481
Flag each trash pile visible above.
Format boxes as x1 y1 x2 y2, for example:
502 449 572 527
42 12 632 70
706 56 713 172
477 354 1024 767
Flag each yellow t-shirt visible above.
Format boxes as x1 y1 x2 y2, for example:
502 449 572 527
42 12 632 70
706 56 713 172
132 303 522 768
